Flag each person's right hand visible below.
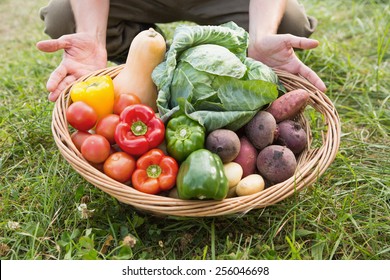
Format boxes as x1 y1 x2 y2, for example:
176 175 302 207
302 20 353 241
36 32 108 101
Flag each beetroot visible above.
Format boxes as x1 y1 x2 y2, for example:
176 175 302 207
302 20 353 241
257 145 297 184
275 120 307 155
245 111 277 150
205 129 240 163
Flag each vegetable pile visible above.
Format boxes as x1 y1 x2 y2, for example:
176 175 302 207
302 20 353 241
152 22 284 132
65 23 311 201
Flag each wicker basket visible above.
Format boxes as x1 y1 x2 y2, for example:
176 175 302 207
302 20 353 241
52 65 341 217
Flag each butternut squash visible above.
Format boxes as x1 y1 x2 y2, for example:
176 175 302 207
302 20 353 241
113 28 166 111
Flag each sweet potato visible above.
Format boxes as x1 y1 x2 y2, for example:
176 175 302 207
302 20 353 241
266 89 310 123
256 145 297 184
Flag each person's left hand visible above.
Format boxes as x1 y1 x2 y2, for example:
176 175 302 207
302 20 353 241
248 34 327 92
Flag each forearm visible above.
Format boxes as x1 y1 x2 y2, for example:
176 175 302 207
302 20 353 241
70 0 109 46
249 0 287 39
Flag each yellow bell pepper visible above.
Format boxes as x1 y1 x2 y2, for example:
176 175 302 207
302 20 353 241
70 75 115 120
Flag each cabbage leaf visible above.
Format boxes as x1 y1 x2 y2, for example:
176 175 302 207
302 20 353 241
152 22 284 132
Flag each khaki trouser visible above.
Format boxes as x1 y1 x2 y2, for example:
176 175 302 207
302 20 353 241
39 0 317 63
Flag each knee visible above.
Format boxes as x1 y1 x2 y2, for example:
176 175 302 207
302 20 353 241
278 0 318 38
39 0 75 39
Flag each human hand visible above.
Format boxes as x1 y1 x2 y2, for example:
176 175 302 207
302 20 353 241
36 32 108 101
248 34 327 92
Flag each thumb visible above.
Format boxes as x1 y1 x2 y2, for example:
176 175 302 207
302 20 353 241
36 38 69 53
286 34 319 50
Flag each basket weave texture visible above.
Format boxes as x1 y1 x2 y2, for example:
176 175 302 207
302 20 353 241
52 65 341 217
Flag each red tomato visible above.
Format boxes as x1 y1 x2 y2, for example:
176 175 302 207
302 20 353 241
103 152 136 183
95 114 120 144
90 161 105 172
66 101 98 131
71 130 92 151
113 93 141 115
90 147 117 171
81 134 111 163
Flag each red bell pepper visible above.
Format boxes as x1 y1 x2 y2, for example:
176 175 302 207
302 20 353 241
132 149 178 194
115 104 165 156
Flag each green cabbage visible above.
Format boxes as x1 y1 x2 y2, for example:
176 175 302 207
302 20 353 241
152 22 284 132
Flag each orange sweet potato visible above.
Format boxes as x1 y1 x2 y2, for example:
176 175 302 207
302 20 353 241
266 89 310 123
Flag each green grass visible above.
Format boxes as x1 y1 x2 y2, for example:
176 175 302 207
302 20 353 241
0 0 389 260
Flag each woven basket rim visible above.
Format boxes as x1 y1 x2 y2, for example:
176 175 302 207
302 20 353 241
51 65 341 217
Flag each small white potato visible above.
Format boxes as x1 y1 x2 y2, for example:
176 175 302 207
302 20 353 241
223 162 243 188
236 174 265 196
226 186 237 198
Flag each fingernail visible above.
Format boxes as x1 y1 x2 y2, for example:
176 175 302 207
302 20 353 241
48 92 56 102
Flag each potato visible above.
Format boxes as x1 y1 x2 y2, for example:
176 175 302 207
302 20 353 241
226 186 237 198
205 129 240 163
275 120 308 155
245 111 276 150
223 162 243 188
256 145 297 184
266 89 310 123
235 174 265 196
233 136 258 177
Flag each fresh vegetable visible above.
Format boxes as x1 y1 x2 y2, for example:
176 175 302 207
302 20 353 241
275 120 308 155
131 149 178 194
103 152 136 183
226 186 237 198
205 129 241 163
165 114 205 162
233 136 258 177
81 134 111 164
176 149 228 200
89 161 105 172
113 28 166 111
115 104 165 156
256 145 297 183
168 187 179 199
223 162 243 188
235 174 265 196
70 75 115 120
245 111 277 150
113 93 141 115
95 114 120 144
71 130 92 151
152 22 283 132
266 89 310 123
66 101 98 131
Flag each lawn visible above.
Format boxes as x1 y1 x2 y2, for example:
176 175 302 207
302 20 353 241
0 0 389 260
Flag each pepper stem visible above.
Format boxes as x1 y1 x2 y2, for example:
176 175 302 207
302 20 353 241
146 165 162 178
131 121 148 136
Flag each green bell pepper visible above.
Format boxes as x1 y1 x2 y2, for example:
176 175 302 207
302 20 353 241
165 114 205 162
176 149 229 200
